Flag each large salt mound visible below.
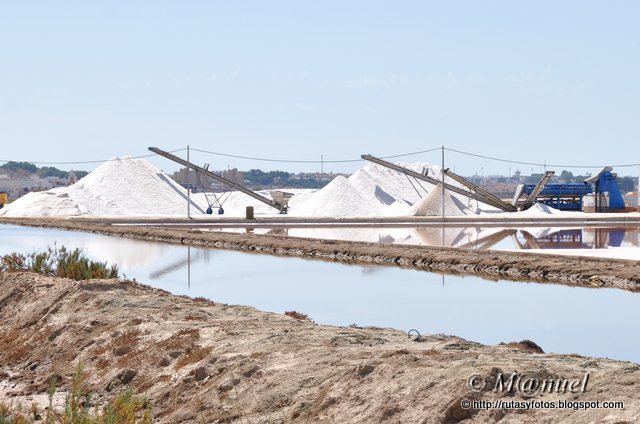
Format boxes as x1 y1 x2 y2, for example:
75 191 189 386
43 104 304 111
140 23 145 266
290 175 385 217
411 185 472 217
0 157 205 217
355 162 440 205
348 169 397 206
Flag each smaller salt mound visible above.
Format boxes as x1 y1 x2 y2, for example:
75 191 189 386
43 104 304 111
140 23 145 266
292 176 385 217
519 203 563 216
411 185 471 217
0 190 82 217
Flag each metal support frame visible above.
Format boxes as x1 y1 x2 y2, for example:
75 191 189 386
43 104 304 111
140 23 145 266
443 169 517 212
521 171 555 210
149 146 289 213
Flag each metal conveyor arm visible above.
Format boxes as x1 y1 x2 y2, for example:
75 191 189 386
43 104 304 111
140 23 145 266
149 147 287 213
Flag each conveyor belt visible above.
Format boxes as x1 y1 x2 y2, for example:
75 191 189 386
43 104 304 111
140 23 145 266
443 169 517 212
361 154 516 212
149 147 288 213
521 171 555 210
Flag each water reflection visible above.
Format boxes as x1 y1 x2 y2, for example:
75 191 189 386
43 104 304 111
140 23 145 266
2 232 167 270
206 225 640 259
1 224 639 363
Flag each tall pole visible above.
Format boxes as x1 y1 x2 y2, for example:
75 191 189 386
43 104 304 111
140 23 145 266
321 154 324 174
187 145 191 219
441 145 445 246
441 145 445 221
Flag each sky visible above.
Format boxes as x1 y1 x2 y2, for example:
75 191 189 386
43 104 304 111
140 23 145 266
1 1 639 176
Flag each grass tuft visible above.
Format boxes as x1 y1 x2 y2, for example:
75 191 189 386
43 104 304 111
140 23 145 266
0 362 151 423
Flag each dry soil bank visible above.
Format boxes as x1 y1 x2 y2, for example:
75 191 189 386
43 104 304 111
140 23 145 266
0 272 638 423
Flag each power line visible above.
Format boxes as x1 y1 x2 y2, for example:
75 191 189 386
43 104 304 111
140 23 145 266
190 148 360 163
379 147 442 159
445 147 640 169
0 149 187 166
3 145 637 170
189 146 442 163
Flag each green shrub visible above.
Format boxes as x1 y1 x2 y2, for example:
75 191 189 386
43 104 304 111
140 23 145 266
0 246 119 280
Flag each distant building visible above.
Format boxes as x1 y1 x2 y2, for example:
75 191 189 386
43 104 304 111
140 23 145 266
172 167 245 192
172 168 199 189
221 168 244 190
0 174 66 199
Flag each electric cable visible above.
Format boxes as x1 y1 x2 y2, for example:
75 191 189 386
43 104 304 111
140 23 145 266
445 148 640 169
0 149 187 166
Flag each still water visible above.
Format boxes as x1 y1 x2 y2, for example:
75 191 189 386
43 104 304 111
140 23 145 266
1 224 639 363
202 225 640 260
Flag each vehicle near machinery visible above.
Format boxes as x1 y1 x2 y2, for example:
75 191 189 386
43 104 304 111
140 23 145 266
0 191 8 209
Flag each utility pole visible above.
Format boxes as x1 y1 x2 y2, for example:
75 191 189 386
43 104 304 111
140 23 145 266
441 145 445 246
321 154 324 174
187 145 191 219
441 146 445 219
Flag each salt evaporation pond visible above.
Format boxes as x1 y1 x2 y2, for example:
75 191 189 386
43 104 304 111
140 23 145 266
1 224 640 363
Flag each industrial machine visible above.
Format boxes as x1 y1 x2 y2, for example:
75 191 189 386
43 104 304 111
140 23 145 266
0 191 7 209
149 147 292 214
512 166 625 212
361 154 517 212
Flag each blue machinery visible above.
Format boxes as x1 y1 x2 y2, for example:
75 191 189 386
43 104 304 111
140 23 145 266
513 166 626 212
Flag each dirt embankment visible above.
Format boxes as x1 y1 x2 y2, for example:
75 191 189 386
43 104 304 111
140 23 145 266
1 272 639 423
2 217 640 292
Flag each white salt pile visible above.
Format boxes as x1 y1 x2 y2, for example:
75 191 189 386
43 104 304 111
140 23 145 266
411 184 473 217
348 169 397 205
291 176 387 217
349 162 442 205
0 156 493 218
289 161 482 217
0 157 205 217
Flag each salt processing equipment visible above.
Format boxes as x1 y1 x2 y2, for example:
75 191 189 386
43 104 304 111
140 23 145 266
512 167 625 212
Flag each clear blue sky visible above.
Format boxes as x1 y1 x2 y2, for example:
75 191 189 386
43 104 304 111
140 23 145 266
1 1 639 176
